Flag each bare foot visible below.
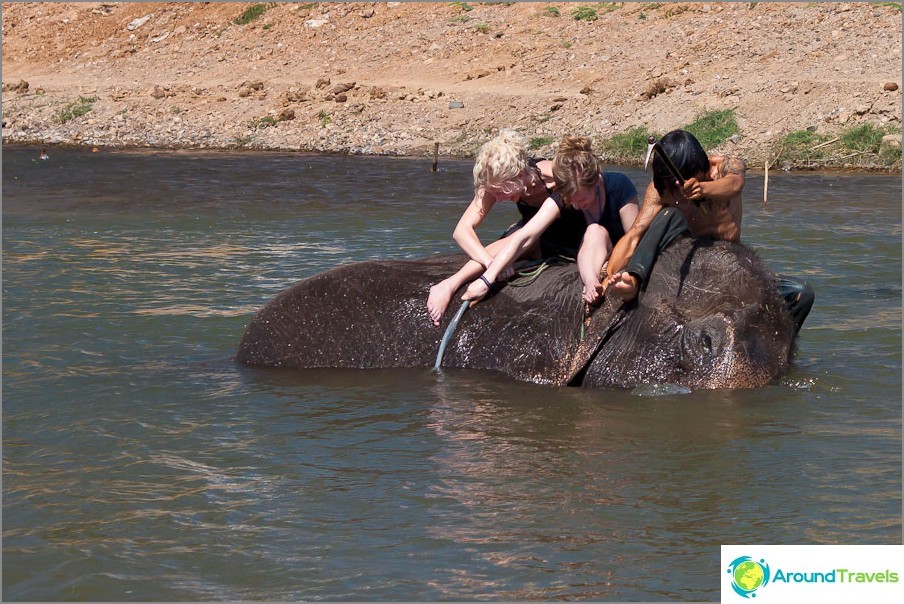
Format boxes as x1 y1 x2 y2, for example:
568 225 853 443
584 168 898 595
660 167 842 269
582 282 602 305
427 279 457 326
605 271 640 302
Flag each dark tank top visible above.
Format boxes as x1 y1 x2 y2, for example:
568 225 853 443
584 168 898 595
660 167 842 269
515 158 588 257
514 161 637 257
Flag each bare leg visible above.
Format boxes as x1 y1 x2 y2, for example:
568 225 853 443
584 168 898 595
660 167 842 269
426 237 520 326
577 224 612 305
427 259 484 326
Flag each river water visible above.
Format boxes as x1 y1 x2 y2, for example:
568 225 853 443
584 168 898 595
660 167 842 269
2 146 901 601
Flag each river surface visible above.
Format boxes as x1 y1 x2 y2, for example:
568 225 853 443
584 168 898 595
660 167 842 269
2 146 901 601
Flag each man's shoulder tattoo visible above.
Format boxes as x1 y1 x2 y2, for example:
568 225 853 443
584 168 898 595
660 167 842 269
722 156 746 177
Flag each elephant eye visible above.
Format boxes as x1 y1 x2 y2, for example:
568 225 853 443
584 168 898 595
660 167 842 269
700 332 713 355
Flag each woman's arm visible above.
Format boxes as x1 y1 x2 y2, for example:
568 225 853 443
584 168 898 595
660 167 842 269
452 188 497 269
461 197 561 302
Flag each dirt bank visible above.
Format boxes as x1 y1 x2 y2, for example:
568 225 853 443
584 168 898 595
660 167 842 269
2 2 901 169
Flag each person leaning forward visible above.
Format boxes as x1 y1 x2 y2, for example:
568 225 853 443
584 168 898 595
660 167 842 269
602 129 814 333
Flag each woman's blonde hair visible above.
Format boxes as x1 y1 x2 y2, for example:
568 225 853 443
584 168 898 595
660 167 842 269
552 136 603 204
472 129 529 190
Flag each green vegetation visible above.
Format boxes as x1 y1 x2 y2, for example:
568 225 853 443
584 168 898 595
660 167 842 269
250 115 279 129
840 123 886 153
641 2 662 9
317 110 331 128
529 136 556 148
451 2 473 11
170 106 182 114
596 3 624 14
450 15 471 23
541 6 560 17
233 135 253 147
880 2 902 13
234 3 269 25
562 41 572 48
663 4 688 18
682 108 739 150
771 124 901 169
572 6 598 21
600 126 658 162
638 12 647 21
535 113 554 124
57 96 97 124
474 23 490 33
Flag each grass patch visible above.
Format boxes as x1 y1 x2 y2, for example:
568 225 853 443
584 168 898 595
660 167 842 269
57 96 97 124
600 126 658 162
840 123 886 153
450 15 471 23
451 1 473 11
771 124 901 169
529 136 556 148
250 115 279 129
317 110 331 128
663 4 687 18
596 3 623 14
641 2 662 9
234 3 268 25
473 23 490 33
880 2 902 12
682 108 739 150
541 5 560 17
572 6 598 21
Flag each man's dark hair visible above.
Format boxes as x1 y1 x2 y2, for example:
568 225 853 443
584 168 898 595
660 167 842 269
652 129 709 196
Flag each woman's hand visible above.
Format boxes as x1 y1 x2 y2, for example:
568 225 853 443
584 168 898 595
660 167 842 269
462 277 490 305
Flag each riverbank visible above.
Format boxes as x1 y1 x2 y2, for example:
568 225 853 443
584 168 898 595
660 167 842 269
2 2 901 170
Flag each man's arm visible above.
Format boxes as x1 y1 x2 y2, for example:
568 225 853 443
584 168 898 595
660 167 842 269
682 156 746 203
606 182 663 278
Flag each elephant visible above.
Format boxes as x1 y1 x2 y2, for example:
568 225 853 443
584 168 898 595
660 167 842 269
236 235 796 389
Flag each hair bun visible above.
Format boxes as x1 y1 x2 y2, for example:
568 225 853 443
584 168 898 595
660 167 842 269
557 135 593 154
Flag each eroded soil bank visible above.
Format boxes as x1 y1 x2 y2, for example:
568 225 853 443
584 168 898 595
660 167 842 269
2 2 901 169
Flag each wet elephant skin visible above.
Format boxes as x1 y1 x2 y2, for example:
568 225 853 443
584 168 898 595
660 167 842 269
236 238 795 389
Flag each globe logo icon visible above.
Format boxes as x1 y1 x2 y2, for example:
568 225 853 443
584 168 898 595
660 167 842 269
727 556 771 598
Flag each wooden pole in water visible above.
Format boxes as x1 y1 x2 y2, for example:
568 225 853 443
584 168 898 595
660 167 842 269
431 142 439 172
763 154 769 207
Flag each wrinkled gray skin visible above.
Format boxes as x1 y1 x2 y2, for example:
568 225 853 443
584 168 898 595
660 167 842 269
236 237 795 389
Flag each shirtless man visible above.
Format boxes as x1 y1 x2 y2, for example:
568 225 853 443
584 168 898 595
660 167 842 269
603 129 814 332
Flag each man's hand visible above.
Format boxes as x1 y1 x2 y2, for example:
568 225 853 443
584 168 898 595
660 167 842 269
680 177 704 201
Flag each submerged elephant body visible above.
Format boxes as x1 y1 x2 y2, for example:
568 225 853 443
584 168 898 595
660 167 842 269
236 237 795 389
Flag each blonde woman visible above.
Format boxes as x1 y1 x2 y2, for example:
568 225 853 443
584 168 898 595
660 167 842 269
427 129 571 325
